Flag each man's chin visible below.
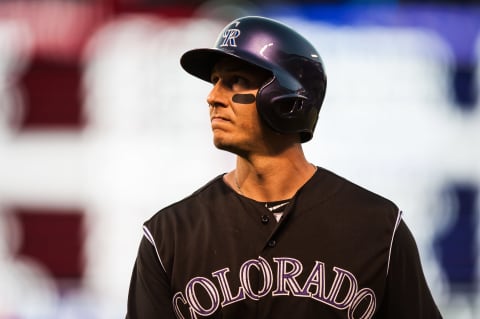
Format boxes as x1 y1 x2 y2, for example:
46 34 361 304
213 138 240 154
213 139 231 151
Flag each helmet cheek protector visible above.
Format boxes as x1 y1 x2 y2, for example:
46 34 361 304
180 16 327 143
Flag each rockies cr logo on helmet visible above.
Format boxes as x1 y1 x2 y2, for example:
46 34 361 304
221 28 241 47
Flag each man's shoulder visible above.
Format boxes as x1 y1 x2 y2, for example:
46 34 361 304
145 174 226 223
313 167 399 212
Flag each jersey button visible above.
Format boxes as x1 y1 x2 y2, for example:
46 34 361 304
268 240 276 248
261 215 270 224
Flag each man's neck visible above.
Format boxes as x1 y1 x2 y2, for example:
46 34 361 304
226 147 317 202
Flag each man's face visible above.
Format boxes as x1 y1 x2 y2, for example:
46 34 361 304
207 57 272 155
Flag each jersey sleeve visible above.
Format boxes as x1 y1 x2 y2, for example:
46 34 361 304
377 219 443 318
125 230 176 319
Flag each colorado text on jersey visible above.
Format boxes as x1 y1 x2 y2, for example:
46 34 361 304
172 256 375 319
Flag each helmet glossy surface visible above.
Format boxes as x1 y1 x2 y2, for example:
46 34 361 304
180 16 327 142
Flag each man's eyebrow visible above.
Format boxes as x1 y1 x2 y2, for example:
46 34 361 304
212 66 248 74
212 60 261 73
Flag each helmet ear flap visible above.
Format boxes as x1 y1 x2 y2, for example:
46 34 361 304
257 77 316 142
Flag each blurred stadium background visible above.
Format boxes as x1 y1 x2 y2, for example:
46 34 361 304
0 0 478 318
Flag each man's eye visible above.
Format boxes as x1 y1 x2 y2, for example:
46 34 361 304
231 76 248 89
210 75 219 84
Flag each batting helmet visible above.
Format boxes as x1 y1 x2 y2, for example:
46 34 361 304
180 16 327 143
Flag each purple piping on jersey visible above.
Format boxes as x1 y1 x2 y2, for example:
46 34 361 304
143 225 167 273
386 209 403 276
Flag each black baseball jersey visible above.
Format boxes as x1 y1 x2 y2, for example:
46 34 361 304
126 167 442 318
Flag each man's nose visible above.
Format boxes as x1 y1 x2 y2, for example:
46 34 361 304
206 81 228 108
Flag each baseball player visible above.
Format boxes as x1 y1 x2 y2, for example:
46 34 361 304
126 16 442 318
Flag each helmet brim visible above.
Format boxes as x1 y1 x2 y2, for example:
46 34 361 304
180 48 235 83
180 47 278 84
